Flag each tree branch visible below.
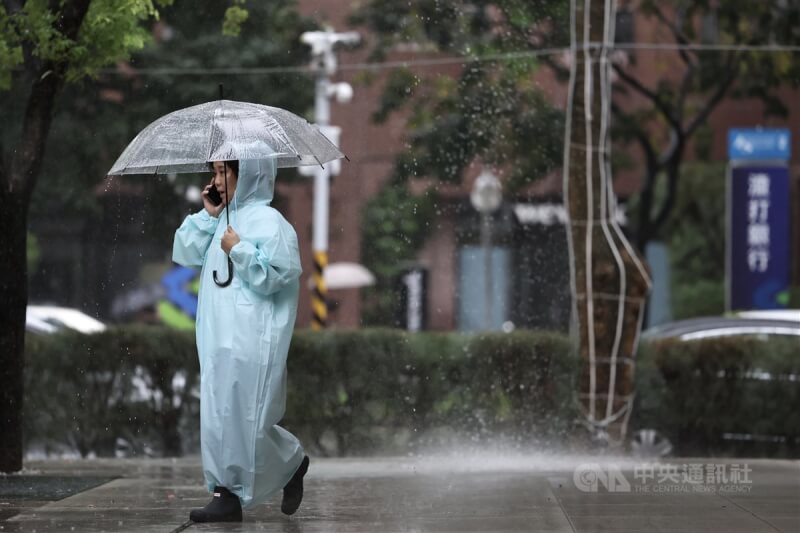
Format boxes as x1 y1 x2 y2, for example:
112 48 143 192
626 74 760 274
9 0 92 200
675 57 696 123
611 102 662 249
612 63 681 133
652 158 681 237
52 0 92 40
495 5 570 80
685 57 739 138
4 0 39 76
647 2 698 68
540 54 570 80
613 102 659 175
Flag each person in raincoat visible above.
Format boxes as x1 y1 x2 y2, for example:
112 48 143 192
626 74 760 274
172 158 309 523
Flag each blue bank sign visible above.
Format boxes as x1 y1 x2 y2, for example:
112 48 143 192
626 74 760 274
727 127 792 311
728 166 791 310
728 128 791 161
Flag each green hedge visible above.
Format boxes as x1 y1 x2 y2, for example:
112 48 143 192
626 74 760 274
23 327 578 457
24 326 199 458
287 329 579 455
23 327 800 458
632 336 800 457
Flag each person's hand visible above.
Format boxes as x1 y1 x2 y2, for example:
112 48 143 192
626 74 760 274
202 179 224 218
221 226 240 254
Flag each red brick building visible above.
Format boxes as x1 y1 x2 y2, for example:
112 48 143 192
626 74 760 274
280 1 800 329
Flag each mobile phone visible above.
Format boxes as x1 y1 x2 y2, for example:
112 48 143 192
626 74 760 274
206 185 223 206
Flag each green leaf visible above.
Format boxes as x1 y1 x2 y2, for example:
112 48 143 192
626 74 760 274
222 5 249 37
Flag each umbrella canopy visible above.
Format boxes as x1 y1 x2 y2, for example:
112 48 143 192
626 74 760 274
108 99 344 175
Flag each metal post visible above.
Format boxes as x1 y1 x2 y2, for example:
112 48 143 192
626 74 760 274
301 30 359 330
311 71 331 329
470 169 502 332
481 212 492 330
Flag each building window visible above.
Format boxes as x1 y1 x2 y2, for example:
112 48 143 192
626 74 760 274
615 7 635 44
701 11 719 44
457 245 511 331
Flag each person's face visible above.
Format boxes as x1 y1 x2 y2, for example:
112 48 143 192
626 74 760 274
211 161 238 205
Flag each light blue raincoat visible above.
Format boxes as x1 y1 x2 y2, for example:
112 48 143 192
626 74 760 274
172 158 305 509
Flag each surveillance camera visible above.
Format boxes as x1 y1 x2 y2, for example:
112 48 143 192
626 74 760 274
301 31 361 54
334 83 353 104
334 32 361 46
300 31 322 46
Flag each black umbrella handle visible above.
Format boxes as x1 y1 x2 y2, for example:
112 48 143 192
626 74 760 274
213 257 234 287
213 83 233 290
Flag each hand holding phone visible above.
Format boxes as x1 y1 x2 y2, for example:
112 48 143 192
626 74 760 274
206 184 223 206
202 179 224 217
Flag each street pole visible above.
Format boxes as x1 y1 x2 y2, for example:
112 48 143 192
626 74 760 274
480 212 492 330
301 30 359 330
470 169 502 332
311 70 331 330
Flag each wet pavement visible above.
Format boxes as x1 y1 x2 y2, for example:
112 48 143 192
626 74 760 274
1 454 798 532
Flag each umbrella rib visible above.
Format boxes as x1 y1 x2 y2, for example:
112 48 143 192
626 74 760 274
254 105 311 161
206 101 220 163
259 113 301 159
283 119 329 168
306 119 347 157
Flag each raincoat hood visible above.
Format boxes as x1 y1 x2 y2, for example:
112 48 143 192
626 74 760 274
233 158 276 207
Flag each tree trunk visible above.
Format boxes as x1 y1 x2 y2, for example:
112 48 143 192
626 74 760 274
0 0 110 471
563 0 652 447
0 191 29 472
0 65 67 473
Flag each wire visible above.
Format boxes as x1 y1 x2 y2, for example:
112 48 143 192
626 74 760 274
97 42 800 77
96 48 565 76
615 42 800 52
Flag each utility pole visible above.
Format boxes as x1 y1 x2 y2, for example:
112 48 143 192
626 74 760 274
300 29 359 330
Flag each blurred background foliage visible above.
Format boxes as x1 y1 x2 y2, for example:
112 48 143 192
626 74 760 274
6 0 797 321
2 0 318 251
350 0 568 193
24 327 579 457
24 327 800 458
360 185 437 325
351 0 800 253
664 162 727 319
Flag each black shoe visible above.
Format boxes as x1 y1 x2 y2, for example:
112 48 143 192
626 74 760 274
281 455 310 515
189 485 243 523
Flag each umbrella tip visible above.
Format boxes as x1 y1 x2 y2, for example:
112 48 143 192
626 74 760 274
344 155 351 162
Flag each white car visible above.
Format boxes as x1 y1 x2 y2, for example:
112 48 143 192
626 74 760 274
642 310 800 341
26 305 106 334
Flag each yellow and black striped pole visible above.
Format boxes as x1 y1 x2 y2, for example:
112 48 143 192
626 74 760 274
303 30 358 330
311 250 328 330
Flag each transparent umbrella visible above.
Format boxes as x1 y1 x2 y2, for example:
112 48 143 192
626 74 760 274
107 92 347 286
108 99 345 175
